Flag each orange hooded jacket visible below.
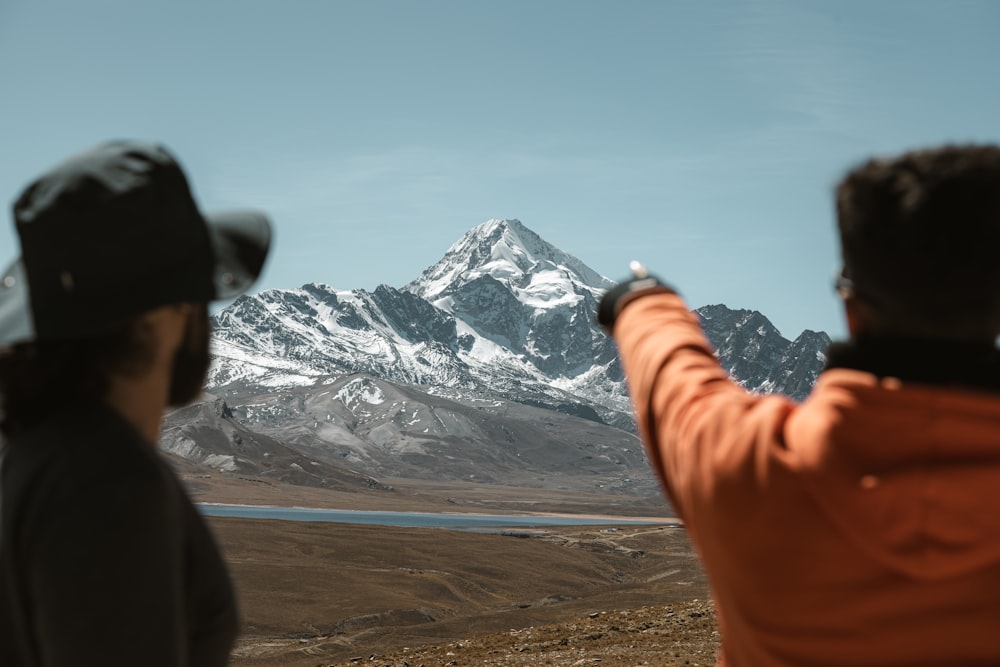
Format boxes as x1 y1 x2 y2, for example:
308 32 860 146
612 292 1000 667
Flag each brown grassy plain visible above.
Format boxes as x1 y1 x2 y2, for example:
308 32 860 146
185 471 718 666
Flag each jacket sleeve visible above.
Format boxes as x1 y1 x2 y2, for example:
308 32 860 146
611 292 795 522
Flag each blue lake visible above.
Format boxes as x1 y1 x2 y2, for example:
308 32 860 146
198 504 673 529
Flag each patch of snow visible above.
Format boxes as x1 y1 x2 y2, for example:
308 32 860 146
337 377 386 408
203 454 237 472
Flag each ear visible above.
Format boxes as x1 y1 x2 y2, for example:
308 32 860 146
842 293 876 339
138 304 191 355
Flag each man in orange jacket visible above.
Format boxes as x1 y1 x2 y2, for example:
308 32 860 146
598 144 1000 666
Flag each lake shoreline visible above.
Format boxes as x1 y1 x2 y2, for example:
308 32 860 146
198 501 680 527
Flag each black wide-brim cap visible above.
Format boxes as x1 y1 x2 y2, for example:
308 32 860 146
0 141 272 346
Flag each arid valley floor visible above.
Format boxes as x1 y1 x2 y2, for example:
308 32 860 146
187 473 719 666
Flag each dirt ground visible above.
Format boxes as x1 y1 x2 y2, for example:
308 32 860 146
210 516 718 667
319 598 719 667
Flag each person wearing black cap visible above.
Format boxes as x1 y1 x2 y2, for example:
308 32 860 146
0 141 272 666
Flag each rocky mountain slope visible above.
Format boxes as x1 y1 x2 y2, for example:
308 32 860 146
162 375 659 497
161 219 831 496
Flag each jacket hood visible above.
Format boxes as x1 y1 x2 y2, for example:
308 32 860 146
788 369 1000 580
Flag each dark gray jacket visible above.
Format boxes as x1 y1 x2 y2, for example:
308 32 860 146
1 404 237 666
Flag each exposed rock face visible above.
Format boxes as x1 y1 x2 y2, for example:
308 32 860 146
696 305 831 400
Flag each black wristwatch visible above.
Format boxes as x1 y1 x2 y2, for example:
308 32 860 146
597 261 675 330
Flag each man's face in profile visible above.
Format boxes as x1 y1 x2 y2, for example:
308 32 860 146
168 305 211 407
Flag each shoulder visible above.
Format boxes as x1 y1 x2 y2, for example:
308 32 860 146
5 404 160 467
3 406 178 534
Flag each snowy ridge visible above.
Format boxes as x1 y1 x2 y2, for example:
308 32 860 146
209 282 478 392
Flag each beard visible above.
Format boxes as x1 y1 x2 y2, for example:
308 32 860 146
168 305 211 407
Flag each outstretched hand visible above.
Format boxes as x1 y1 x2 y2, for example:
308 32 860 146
596 261 676 332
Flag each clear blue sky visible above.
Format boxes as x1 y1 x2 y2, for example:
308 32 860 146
2 1 998 340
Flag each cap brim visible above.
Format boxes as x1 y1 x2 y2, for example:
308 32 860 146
204 210 272 300
0 260 35 347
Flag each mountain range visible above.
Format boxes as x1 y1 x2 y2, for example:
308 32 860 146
160 219 831 499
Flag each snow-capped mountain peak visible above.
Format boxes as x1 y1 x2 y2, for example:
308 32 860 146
407 219 614 303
